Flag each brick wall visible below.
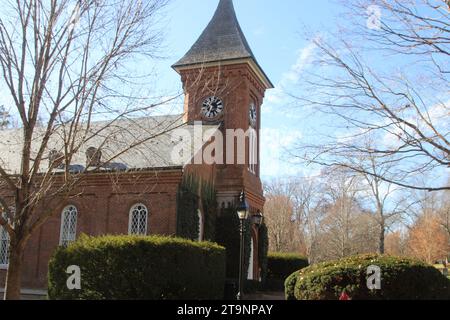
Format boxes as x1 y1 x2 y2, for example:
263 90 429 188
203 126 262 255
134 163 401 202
0 61 269 293
179 63 267 281
179 63 266 210
0 169 183 290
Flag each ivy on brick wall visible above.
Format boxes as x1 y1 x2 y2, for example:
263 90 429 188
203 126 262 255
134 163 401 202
176 175 200 240
215 206 252 279
176 174 218 241
258 223 269 283
201 181 217 242
176 175 262 283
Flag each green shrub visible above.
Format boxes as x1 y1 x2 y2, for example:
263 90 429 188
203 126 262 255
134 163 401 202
48 235 226 300
287 254 450 300
266 252 308 291
284 271 298 300
267 252 309 279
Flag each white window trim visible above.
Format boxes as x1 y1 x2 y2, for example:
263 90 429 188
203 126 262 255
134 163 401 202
128 203 149 236
198 209 204 242
247 237 255 280
59 205 78 246
0 233 9 269
248 128 257 175
0 213 10 269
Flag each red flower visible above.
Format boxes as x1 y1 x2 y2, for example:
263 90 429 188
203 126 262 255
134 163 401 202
339 291 351 300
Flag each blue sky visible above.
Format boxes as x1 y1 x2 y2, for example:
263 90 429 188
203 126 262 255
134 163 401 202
153 0 346 180
0 0 345 181
1 0 444 187
161 0 340 83
159 0 448 188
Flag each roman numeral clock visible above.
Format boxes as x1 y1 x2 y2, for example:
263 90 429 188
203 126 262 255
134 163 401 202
201 96 224 120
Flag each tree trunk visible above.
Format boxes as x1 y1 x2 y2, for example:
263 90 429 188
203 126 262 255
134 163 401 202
379 223 385 255
4 243 24 300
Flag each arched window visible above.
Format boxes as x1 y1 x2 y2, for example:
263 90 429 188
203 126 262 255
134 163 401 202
247 237 255 280
59 205 78 247
0 208 14 268
248 127 258 174
129 204 148 235
197 209 204 242
0 223 10 268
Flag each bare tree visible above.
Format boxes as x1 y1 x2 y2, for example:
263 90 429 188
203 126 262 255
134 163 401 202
0 0 177 300
436 181 450 239
313 169 378 261
334 139 412 254
293 0 449 192
407 185 450 261
290 177 323 262
407 213 449 264
385 230 408 256
264 179 306 254
0 105 10 129
264 171 383 262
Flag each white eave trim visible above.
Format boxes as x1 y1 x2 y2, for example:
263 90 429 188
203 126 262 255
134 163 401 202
173 58 274 90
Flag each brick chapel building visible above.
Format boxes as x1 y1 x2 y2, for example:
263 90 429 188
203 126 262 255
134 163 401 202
0 0 273 295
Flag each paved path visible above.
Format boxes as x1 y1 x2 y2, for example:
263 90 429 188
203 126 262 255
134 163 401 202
245 291 285 301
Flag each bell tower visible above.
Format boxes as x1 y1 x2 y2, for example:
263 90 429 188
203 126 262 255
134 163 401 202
172 0 273 213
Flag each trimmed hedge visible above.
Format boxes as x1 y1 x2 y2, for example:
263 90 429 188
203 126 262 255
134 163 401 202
266 252 309 290
267 252 309 280
286 254 450 300
48 235 226 300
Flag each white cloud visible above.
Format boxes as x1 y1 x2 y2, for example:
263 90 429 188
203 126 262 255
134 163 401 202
427 99 449 126
283 43 317 84
260 127 303 178
265 41 317 112
380 99 450 150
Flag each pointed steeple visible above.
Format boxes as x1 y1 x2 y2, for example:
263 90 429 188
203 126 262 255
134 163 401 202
173 0 273 89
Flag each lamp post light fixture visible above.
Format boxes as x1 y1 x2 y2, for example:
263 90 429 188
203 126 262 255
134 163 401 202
252 210 263 227
236 191 249 301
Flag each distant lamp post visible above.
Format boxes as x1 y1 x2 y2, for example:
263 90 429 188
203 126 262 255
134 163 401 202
252 210 263 227
236 191 249 301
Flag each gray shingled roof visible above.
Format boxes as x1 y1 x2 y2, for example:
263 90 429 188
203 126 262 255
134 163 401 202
0 115 220 174
173 0 256 67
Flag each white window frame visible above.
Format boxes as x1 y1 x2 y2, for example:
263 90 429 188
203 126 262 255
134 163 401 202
59 205 78 247
0 208 14 269
247 237 255 280
197 209 204 242
0 222 10 269
128 203 148 236
248 127 257 174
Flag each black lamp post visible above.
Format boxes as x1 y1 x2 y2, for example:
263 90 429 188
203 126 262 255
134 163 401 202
236 191 249 301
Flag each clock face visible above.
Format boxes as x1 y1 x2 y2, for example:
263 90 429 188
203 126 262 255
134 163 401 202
201 96 224 119
249 103 257 127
